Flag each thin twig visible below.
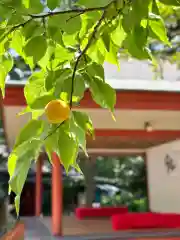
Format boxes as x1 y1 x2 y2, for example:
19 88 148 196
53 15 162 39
66 12 82 22
0 1 117 44
44 122 65 141
30 6 105 19
0 18 32 43
69 11 106 108
29 1 118 19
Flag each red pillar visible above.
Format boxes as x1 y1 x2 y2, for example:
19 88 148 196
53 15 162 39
52 153 63 236
35 155 43 217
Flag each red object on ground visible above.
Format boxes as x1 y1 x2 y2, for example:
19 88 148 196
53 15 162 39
3 222 24 240
75 206 128 219
111 212 180 231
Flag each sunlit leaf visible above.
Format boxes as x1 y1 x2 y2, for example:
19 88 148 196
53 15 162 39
0 54 13 97
58 125 78 171
15 120 45 147
78 0 112 7
159 0 180 6
24 36 47 63
47 0 61 10
111 19 126 47
72 111 94 137
148 13 170 46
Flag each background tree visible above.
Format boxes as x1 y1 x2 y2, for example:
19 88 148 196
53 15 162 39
0 0 178 214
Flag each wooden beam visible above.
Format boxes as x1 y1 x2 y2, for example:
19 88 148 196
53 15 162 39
3 85 180 111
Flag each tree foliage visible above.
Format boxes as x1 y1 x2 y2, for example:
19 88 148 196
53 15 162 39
149 1 180 74
0 0 178 214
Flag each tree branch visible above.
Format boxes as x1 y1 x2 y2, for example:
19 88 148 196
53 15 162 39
0 18 32 43
44 11 106 140
29 6 106 19
69 11 106 108
0 1 117 44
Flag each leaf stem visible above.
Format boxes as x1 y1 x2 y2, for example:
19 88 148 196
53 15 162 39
44 122 65 141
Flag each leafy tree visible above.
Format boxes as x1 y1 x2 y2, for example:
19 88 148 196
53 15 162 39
96 156 146 196
149 2 180 76
0 0 178 214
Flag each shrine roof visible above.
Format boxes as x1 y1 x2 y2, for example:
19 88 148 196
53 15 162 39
5 79 180 93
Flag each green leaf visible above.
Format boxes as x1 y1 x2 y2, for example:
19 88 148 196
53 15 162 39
159 0 180 6
148 13 170 46
47 0 60 10
9 153 31 195
0 53 13 97
47 27 64 45
78 0 112 7
152 0 160 15
24 36 47 63
87 37 107 65
24 0 44 13
0 65 6 97
88 78 116 111
15 195 20 216
44 125 59 162
10 30 25 55
24 72 54 109
55 71 85 103
72 74 86 102
18 106 44 120
48 13 81 34
45 71 55 91
79 12 101 39
131 0 152 23
8 153 17 194
38 42 55 70
105 40 119 67
133 25 147 48
62 33 78 47
15 120 45 147
70 113 87 155
23 20 44 40
54 44 74 64
31 95 55 109
8 139 42 203
111 19 126 47
123 34 151 60
86 62 105 81
58 125 78 171
102 30 111 52
73 111 94 137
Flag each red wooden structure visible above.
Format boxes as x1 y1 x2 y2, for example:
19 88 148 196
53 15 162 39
2 80 180 236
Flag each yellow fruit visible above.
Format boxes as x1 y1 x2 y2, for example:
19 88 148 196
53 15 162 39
45 99 70 124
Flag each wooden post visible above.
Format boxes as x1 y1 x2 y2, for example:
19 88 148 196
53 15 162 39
35 155 43 217
52 153 63 236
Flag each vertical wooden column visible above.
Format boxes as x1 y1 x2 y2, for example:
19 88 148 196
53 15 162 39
35 154 43 217
52 153 63 236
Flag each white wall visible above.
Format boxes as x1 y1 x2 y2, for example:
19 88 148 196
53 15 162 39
104 60 179 81
147 140 180 213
